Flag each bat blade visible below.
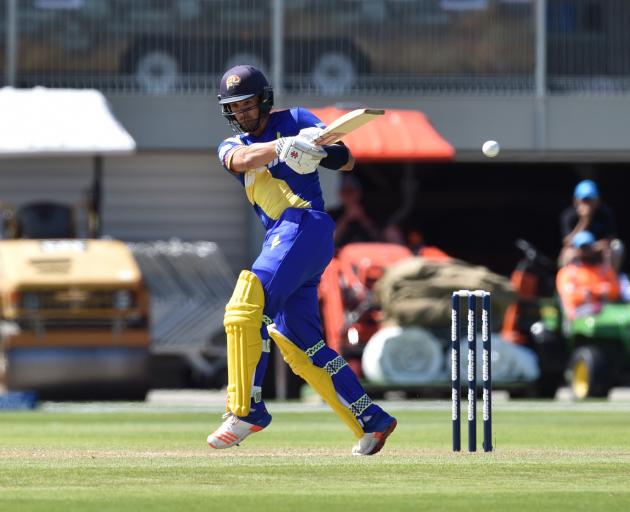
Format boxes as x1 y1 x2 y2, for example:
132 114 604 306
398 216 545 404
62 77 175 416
314 108 385 145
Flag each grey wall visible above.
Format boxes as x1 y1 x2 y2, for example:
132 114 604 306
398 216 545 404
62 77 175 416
107 93 630 160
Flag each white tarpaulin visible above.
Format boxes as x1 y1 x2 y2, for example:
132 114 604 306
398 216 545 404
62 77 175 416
362 326 445 385
0 87 136 158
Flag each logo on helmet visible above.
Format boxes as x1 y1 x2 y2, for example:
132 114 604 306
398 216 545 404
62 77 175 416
226 74 241 89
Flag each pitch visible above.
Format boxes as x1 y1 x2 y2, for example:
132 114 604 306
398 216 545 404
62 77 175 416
1 401 629 511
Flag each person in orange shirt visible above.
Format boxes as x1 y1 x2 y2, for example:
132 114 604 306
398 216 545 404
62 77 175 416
556 231 621 320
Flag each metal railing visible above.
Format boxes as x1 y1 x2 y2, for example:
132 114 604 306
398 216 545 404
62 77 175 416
128 240 234 354
2 0 629 95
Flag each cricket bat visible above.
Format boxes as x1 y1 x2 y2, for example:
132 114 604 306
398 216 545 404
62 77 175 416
314 108 385 146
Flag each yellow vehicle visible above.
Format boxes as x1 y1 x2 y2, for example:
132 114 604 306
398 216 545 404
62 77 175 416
0 232 150 400
0 88 149 400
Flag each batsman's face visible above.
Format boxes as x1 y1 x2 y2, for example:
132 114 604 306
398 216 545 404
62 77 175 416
229 97 261 132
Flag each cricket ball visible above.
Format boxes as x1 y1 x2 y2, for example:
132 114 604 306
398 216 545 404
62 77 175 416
482 140 500 158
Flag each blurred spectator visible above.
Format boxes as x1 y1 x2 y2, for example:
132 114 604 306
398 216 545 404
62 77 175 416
328 174 381 248
556 231 621 320
559 179 624 270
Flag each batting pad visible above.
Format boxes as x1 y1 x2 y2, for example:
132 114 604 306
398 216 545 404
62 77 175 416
224 270 265 417
267 325 364 438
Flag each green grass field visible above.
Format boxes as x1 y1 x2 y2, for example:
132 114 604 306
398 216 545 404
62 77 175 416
1 401 630 511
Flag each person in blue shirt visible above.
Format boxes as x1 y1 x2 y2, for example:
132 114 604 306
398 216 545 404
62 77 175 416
207 65 396 456
559 179 623 270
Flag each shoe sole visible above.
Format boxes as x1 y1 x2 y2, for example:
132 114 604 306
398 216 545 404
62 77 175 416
368 419 397 455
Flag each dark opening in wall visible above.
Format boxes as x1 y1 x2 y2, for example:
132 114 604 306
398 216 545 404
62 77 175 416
355 162 629 276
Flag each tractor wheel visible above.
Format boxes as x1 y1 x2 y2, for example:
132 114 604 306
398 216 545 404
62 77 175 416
568 346 611 399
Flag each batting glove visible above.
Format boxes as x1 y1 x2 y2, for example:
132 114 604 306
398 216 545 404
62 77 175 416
276 135 327 174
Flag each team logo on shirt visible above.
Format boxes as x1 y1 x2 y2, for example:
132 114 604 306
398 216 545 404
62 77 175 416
226 75 241 89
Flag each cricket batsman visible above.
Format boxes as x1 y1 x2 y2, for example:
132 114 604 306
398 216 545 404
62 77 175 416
207 65 397 455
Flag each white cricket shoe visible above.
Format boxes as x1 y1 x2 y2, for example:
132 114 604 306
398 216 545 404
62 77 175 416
352 416 397 456
207 411 271 449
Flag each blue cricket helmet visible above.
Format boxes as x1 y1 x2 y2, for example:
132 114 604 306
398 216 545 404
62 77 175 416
218 65 271 104
218 65 274 132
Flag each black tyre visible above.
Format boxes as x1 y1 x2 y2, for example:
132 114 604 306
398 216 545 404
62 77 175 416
530 321 568 397
568 346 611 399
311 52 358 94
121 38 185 93
134 50 180 93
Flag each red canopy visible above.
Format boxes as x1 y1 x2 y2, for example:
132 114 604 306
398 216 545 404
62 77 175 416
309 107 455 163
